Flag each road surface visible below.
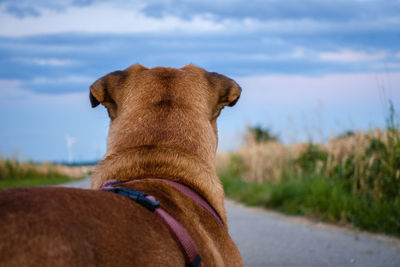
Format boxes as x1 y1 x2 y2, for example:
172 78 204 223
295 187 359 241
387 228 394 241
62 178 400 267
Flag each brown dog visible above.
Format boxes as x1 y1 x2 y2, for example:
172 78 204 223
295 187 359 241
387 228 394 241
0 64 243 266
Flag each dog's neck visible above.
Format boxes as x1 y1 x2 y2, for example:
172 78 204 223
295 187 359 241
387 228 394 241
91 145 227 224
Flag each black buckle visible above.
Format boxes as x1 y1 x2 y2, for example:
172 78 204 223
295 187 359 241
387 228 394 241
186 254 202 267
106 186 160 212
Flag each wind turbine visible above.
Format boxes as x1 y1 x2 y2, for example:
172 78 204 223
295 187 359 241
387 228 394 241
65 134 77 163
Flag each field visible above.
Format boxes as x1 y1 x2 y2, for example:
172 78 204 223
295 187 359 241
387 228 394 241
217 107 400 237
0 160 93 188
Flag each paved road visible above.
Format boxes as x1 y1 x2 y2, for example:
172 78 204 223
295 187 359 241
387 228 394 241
226 201 400 267
62 178 400 267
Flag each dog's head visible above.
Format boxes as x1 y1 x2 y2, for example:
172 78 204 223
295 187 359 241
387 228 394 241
89 64 241 157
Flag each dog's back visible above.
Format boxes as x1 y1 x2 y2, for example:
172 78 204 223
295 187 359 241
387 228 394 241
0 181 242 266
0 186 186 266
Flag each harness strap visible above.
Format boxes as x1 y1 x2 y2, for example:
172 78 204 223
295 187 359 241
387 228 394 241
154 206 202 267
108 178 225 227
152 179 225 227
100 179 202 267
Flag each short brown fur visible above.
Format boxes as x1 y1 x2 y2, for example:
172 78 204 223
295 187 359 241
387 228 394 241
0 64 243 266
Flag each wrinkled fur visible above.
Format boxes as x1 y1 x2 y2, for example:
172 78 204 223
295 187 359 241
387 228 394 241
0 64 243 266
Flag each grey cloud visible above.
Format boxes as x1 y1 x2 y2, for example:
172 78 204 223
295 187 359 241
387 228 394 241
1 0 101 18
5 5 41 18
3 0 400 22
140 0 400 22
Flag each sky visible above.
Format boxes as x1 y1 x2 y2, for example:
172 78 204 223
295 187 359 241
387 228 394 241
0 0 399 162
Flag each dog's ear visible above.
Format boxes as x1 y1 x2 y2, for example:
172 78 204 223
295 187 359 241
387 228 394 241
89 70 129 120
90 64 147 109
207 72 242 108
89 70 127 108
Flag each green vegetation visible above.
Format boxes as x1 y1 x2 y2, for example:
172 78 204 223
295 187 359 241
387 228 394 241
247 125 279 143
0 160 86 189
218 103 400 237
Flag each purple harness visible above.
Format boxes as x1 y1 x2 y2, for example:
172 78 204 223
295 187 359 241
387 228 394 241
100 178 225 267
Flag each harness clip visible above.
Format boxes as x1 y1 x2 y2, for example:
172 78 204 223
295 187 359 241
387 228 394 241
106 186 160 212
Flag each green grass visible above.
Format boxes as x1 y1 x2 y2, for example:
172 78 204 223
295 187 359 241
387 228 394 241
0 160 86 189
220 170 400 237
0 176 76 188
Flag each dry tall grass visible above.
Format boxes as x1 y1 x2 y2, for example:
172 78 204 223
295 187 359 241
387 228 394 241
217 128 399 193
0 159 94 180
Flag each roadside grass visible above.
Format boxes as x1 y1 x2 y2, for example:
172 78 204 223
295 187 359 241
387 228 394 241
0 160 88 189
218 103 400 237
0 176 76 188
220 170 400 237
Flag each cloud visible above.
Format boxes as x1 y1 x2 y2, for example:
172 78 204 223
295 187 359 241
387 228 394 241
29 75 94 85
12 57 76 66
3 0 400 23
233 48 306 62
0 79 26 99
1 1 399 37
141 0 400 22
0 2 224 37
0 75 94 95
0 0 95 17
319 49 388 62
227 71 400 143
236 72 400 105
5 5 41 18
0 78 87 106
20 75 95 94
235 72 400 124
372 62 400 70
